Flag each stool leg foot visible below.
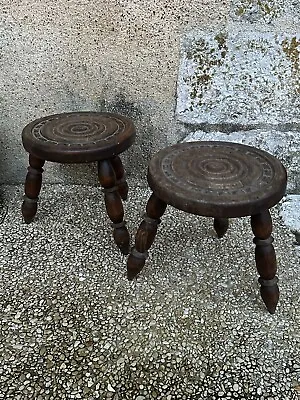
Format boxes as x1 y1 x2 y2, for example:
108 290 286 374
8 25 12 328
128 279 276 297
251 210 279 314
21 155 45 223
214 217 229 238
127 193 167 280
110 155 128 201
98 160 130 255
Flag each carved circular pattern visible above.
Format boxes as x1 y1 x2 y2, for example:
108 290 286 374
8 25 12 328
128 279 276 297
32 113 126 146
148 142 287 216
161 143 274 196
22 112 135 163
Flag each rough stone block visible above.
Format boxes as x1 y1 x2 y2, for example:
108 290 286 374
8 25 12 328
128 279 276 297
280 195 300 242
176 29 300 126
231 0 299 24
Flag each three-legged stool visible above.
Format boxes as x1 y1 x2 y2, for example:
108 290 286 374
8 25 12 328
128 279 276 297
127 142 287 313
22 111 135 255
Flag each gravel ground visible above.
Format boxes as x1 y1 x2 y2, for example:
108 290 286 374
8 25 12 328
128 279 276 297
0 180 299 400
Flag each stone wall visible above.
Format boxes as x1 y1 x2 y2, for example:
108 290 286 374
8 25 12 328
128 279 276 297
177 0 300 193
0 0 229 184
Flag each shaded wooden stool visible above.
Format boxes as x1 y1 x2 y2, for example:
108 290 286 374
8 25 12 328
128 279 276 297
127 142 287 313
22 111 135 255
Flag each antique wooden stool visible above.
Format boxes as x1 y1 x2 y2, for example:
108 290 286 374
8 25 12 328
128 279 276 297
127 142 287 313
22 111 135 255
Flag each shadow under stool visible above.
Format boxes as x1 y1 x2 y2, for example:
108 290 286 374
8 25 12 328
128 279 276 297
22 111 136 255
127 141 287 313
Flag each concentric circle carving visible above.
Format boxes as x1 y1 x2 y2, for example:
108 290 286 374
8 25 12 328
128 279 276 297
148 142 287 217
32 113 125 146
161 143 273 194
22 112 136 163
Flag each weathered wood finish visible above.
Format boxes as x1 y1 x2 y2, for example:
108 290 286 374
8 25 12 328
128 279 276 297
251 210 279 314
214 218 229 238
98 160 130 255
127 193 167 280
22 155 45 223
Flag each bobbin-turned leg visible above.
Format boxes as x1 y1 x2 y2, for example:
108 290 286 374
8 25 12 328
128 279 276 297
98 159 130 255
22 155 45 223
214 217 229 238
251 210 279 314
127 193 167 280
110 155 128 201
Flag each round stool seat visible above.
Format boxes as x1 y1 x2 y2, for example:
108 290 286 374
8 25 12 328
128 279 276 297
21 111 136 255
22 112 136 163
147 141 287 218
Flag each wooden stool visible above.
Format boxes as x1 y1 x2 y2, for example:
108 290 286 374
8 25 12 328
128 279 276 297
22 111 135 255
127 142 287 313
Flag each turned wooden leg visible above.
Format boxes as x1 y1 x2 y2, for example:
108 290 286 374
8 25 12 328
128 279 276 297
127 193 167 280
98 159 130 255
110 155 128 201
214 217 229 238
21 155 45 223
251 210 279 314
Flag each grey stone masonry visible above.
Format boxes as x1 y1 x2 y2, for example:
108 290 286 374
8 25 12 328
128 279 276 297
176 28 300 126
177 0 300 126
176 0 300 236
280 195 300 241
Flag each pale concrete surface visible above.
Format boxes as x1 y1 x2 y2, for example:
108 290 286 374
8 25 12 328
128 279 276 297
0 180 299 399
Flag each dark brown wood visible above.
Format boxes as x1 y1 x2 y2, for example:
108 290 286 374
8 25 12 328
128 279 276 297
98 160 130 255
22 112 136 163
110 156 128 200
251 210 279 314
127 193 167 280
128 142 287 313
22 155 45 223
147 141 287 218
214 218 229 238
21 112 135 254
